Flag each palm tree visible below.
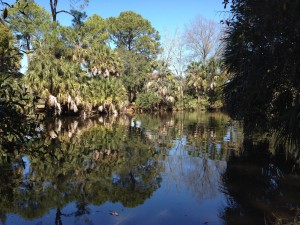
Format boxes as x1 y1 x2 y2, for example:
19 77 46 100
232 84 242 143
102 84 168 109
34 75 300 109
26 45 86 115
185 58 228 109
185 61 208 108
144 60 180 110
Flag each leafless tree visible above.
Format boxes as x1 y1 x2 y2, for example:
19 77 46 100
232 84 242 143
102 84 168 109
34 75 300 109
159 28 188 78
184 15 223 63
159 29 189 109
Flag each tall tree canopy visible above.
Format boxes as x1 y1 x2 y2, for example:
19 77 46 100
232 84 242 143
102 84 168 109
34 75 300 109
107 11 161 102
107 11 160 57
8 0 51 67
223 0 300 144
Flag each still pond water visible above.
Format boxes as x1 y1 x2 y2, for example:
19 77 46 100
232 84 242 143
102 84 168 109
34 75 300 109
1 112 299 225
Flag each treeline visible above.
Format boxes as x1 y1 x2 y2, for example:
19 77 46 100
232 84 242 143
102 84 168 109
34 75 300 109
0 0 228 117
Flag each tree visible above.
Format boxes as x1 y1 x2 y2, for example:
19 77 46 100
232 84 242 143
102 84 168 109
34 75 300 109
0 23 20 73
24 20 89 116
0 22 37 152
83 14 109 44
8 0 51 67
107 11 160 57
67 14 126 113
223 0 300 145
107 11 161 102
137 60 180 111
185 61 208 108
70 9 87 28
184 16 223 63
26 13 126 116
117 49 151 102
185 57 228 110
63 14 120 77
182 16 228 110
49 0 88 22
160 29 188 110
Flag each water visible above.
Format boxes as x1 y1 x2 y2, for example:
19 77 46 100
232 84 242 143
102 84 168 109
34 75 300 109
0 112 298 225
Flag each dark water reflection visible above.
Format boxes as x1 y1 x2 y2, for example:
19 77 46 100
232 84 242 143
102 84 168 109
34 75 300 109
0 112 299 225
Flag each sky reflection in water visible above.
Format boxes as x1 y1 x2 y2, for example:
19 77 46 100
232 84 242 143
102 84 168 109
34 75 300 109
1 112 298 225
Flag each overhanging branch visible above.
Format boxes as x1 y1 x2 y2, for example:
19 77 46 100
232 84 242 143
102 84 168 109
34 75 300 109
56 9 75 18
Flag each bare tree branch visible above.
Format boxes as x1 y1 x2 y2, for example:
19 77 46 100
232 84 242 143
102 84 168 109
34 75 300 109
184 16 223 63
56 9 73 16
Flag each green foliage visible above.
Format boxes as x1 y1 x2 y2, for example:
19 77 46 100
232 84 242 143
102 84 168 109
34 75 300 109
175 95 208 111
210 99 223 109
84 44 123 77
136 92 161 111
82 76 127 111
107 11 160 57
183 95 199 111
0 24 21 73
0 74 37 152
26 15 125 115
223 0 300 145
185 62 208 96
185 58 228 110
70 9 87 28
27 30 85 97
0 23 37 154
107 11 161 102
3 0 231 116
7 0 51 65
81 14 110 48
144 61 180 110
118 49 150 102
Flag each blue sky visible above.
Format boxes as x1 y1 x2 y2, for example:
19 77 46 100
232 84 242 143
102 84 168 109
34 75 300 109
35 0 226 35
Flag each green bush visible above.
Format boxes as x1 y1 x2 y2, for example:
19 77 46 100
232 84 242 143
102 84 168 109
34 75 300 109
136 92 161 111
184 96 198 111
174 95 204 111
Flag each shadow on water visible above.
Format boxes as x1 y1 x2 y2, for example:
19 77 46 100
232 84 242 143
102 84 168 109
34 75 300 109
0 112 299 225
221 139 300 225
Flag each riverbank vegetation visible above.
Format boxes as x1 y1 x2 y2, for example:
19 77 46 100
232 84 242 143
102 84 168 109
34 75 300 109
1 0 299 145
1 0 228 118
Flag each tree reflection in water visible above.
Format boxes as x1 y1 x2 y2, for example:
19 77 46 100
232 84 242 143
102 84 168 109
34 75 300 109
0 112 298 225
0 115 163 224
135 112 242 201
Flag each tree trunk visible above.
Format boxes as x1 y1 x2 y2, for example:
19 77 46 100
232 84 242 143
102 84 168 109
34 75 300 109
50 0 58 22
180 80 184 110
26 35 31 68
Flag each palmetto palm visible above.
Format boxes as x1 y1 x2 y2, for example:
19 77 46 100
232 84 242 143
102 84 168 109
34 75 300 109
185 58 224 108
82 76 127 113
145 61 180 109
27 44 86 113
185 61 208 100
84 44 123 77
206 58 221 90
